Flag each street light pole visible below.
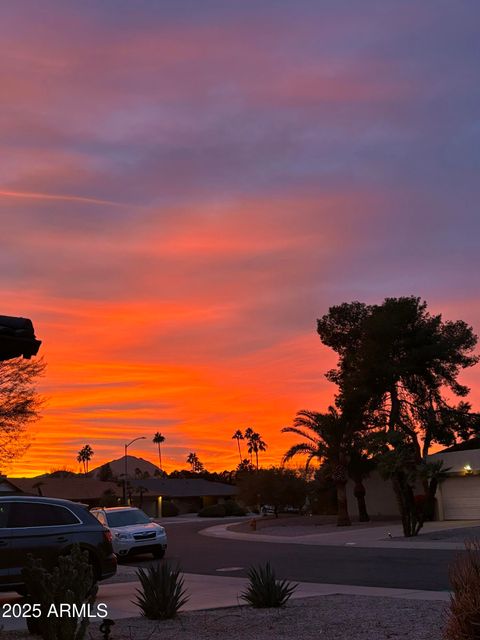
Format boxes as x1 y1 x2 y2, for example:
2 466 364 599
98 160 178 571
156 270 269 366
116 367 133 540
123 436 146 505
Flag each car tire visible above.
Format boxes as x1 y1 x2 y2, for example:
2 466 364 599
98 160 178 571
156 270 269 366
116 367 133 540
152 547 165 559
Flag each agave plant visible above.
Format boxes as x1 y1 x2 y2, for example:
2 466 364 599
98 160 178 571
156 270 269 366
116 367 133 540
134 562 189 620
241 562 297 608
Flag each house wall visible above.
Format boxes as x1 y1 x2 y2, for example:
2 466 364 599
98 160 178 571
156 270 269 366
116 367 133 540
347 471 399 519
437 475 480 520
429 450 480 473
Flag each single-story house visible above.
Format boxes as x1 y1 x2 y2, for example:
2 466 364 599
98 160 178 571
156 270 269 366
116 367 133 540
5 477 237 516
10 478 122 507
428 438 480 520
346 471 399 520
129 478 238 516
0 476 25 494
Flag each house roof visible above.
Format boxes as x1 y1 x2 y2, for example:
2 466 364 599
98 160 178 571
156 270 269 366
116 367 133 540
440 437 480 453
11 478 121 501
429 447 480 473
130 478 237 498
0 477 24 493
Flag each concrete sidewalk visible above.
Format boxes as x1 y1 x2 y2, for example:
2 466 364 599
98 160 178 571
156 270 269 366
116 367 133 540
0 569 451 632
200 519 480 549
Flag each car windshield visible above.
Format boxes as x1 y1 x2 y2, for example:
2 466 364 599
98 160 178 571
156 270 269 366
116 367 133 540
105 509 150 527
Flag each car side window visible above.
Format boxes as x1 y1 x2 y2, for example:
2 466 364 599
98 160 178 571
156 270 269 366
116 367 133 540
96 512 107 526
0 503 9 528
7 502 80 527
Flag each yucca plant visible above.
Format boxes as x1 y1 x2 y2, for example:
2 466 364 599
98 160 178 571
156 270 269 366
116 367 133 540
445 539 480 639
241 562 297 608
134 562 189 620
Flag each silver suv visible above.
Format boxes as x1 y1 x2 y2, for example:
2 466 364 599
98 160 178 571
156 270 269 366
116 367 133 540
90 507 167 559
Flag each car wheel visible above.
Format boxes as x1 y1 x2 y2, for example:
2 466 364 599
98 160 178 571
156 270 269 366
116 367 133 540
152 547 165 559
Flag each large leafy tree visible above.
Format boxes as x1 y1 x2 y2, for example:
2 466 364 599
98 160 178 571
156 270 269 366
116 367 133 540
0 356 45 472
317 296 480 536
237 467 307 518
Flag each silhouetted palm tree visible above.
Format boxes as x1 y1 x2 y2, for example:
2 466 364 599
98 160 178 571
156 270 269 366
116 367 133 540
153 432 165 471
282 407 352 526
244 427 254 463
186 452 204 473
76 444 94 476
231 429 244 463
246 432 267 470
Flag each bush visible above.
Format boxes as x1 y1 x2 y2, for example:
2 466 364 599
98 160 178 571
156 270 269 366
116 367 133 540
445 539 480 639
21 544 98 639
198 503 227 517
241 562 297 608
224 499 247 517
161 501 179 517
134 562 189 620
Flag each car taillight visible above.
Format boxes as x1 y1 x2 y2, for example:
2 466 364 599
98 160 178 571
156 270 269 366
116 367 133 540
103 528 113 544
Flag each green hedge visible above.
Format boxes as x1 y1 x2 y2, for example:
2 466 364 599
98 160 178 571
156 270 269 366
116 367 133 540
198 504 227 517
161 501 179 517
224 500 247 516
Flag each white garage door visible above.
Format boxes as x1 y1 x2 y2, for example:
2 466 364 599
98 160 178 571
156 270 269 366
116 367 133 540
441 476 480 520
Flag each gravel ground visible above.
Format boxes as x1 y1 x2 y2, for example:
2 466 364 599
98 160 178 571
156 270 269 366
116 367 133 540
408 526 480 543
390 526 480 543
1 595 448 640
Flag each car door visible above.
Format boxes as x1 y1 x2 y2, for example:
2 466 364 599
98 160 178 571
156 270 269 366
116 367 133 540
0 501 12 585
8 501 78 582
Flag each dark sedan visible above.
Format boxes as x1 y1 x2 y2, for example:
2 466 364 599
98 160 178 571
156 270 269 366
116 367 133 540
0 496 117 593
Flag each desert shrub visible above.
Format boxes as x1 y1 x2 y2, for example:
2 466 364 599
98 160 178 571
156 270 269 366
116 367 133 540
134 562 189 620
198 503 226 517
161 501 179 517
241 562 297 608
224 499 247 516
21 544 98 640
445 539 480 640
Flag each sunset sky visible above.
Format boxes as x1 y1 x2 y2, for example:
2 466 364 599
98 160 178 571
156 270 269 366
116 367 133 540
1 2 479 476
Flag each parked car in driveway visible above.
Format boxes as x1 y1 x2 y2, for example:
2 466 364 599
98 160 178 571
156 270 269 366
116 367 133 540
0 496 117 593
90 507 167 559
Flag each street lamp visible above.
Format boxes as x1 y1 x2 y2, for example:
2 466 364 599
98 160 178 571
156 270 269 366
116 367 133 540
123 436 146 505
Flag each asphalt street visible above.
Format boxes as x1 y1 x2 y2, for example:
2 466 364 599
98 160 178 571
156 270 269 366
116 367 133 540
123 520 460 591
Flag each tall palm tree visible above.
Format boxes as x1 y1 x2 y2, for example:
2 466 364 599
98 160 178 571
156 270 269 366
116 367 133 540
247 432 267 470
231 429 244 463
76 444 94 476
244 427 254 463
282 407 352 526
186 452 204 472
153 432 165 471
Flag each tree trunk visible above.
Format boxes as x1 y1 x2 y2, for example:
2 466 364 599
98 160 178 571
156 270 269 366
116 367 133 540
353 481 370 522
392 471 420 537
336 481 351 526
